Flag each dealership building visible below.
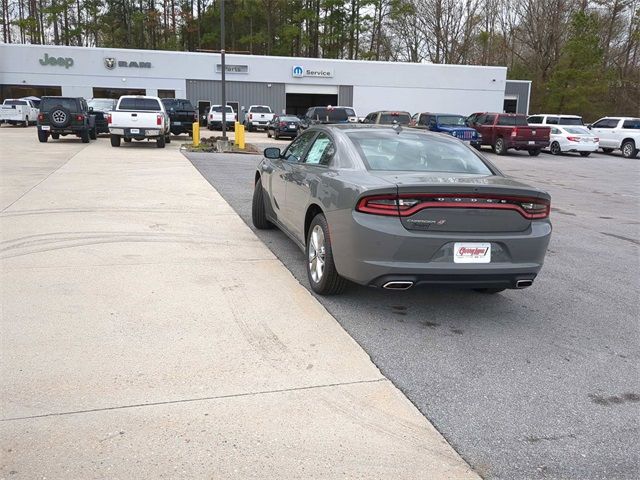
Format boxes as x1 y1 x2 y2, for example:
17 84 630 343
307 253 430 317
0 44 531 119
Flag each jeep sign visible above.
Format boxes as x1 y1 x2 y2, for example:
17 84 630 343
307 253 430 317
39 53 74 69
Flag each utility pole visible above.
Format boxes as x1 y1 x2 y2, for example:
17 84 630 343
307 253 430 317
220 0 227 140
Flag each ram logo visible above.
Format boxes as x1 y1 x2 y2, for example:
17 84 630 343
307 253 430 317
104 57 116 70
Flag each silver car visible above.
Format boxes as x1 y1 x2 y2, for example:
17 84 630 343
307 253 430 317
252 125 552 295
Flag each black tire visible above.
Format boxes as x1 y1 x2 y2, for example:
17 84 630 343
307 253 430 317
89 127 97 140
110 134 121 147
579 151 591 157
49 107 71 128
80 128 90 143
306 213 347 296
274 130 279 140
601 148 614 153
621 140 638 159
23 118 29 127
251 180 274 230
474 288 506 294
207 124 213 131
165 134 171 144
493 137 506 155
528 149 541 156
156 135 165 148
51 133 60 140
37 129 48 143
267 129 272 138
247 123 254 132
550 141 562 155
123 138 131 143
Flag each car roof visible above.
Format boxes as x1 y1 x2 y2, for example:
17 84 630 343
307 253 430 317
600 116 639 120
530 113 582 118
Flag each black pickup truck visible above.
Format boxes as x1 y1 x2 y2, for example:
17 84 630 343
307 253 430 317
37 96 96 143
161 98 197 136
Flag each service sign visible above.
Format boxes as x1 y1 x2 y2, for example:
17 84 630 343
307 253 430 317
292 65 333 78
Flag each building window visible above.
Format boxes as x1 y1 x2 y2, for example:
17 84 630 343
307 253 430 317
1 84 62 101
158 89 175 99
92 87 145 99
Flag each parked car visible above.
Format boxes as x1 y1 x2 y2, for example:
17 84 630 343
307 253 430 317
251 125 551 295
301 106 357 128
0 98 39 126
161 98 197 136
207 105 236 130
410 112 481 148
244 105 275 131
527 114 584 126
466 112 550 156
588 117 640 158
266 115 301 139
547 126 599 156
87 98 116 134
362 111 412 125
37 96 96 143
108 95 170 148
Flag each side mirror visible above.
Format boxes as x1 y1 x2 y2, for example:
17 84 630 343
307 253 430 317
587 124 592 129
88 107 94 112
264 147 281 159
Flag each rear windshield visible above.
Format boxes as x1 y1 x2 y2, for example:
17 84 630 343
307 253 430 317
348 131 493 175
4 100 27 106
210 106 233 113
162 99 194 110
118 97 162 111
565 127 591 135
250 106 271 113
41 98 78 111
437 115 466 126
309 108 349 122
623 119 640 129
344 108 356 117
379 113 411 125
497 115 528 126
280 116 300 122
560 117 583 125
88 99 115 111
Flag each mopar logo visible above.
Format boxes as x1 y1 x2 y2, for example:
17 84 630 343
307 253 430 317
39 53 74 69
292 65 304 77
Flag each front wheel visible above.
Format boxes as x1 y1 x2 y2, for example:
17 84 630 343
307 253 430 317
621 140 638 159
528 149 541 157
110 134 121 147
493 137 506 155
80 128 90 143
550 141 562 155
306 214 347 295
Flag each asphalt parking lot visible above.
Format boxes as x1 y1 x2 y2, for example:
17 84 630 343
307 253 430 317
187 132 640 479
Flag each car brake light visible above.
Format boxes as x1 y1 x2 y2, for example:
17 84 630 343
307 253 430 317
249 114 253 120
279 121 287 127
75 114 84 121
511 128 518 137
567 136 579 142
38 113 44 121
356 194 550 219
107 113 112 124
157 115 162 126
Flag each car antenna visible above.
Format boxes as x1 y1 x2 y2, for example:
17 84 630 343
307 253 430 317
392 121 402 134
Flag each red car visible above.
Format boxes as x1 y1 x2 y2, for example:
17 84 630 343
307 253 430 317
467 113 550 156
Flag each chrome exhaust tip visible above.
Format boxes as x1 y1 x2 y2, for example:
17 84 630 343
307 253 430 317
383 281 414 290
516 279 533 289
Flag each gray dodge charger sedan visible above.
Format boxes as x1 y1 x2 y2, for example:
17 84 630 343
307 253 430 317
252 124 552 295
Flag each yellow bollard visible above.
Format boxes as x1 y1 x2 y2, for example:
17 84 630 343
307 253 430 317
236 123 245 150
192 121 200 147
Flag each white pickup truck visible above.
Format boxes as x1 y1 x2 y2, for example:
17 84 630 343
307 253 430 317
108 95 170 148
244 105 274 131
0 99 39 126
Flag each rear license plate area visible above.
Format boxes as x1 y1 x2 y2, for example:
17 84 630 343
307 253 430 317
454 243 491 263
130 128 140 134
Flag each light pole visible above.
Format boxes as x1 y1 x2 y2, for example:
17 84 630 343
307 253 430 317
220 0 226 140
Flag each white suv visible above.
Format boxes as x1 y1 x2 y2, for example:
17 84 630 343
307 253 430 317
528 114 584 126
589 117 640 158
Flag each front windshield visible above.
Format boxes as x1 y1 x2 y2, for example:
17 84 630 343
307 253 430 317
348 131 493 175
437 115 466 126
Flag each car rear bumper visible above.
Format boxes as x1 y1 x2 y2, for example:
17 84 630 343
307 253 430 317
562 144 599 152
208 121 235 128
275 128 299 137
506 139 550 150
328 210 552 288
39 125 86 133
109 127 163 138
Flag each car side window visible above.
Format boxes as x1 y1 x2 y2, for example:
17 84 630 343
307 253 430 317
484 114 496 125
418 114 427 126
546 116 559 125
528 116 542 124
283 131 316 163
593 119 616 128
304 132 335 166
623 119 640 129
551 127 560 135
411 113 419 124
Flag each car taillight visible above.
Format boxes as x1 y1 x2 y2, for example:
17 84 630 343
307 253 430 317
38 113 44 121
279 121 287 127
209 114 213 119
249 114 253 120
157 115 162 126
511 128 518 137
107 113 112 124
356 194 550 219
567 136 579 142
76 114 84 121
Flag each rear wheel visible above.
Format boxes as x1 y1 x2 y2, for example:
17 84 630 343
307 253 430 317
601 147 614 153
579 151 591 157
306 214 347 296
528 149 541 156
80 128 90 143
550 141 562 155
89 127 97 140
474 288 506 294
621 140 638 159
267 129 272 138
251 180 274 230
165 134 171 144
493 137 506 155
156 135 165 148
110 134 121 147
37 129 48 143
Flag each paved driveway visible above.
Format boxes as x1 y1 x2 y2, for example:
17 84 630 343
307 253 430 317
186 145 640 480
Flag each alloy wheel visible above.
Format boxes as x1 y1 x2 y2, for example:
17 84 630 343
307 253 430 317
622 141 635 158
308 225 326 283
52 110 67 124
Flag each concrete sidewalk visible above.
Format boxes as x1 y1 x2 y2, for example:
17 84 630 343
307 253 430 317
0 128 479 479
